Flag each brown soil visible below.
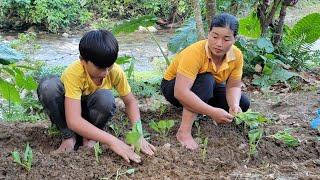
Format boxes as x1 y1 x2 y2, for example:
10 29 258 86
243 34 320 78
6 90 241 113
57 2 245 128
1 89 320 179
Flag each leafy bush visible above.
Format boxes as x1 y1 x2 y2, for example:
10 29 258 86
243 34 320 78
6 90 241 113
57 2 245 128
0 0 92 32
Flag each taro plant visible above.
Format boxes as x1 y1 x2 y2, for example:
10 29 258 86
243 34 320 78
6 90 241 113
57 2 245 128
149 119 175 138
94 142 103 163
235 109 270 156
11 143 33 172
125 120 143 153
271 129 300 147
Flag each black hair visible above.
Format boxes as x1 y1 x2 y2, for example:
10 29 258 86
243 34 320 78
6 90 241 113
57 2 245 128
210 13 239 37
79 30 118 68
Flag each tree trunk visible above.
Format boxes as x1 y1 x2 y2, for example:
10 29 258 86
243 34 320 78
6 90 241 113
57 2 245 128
257 0 282 37
205 0 216 27
272 3 288 45
193 0 206 40
230 0 239 16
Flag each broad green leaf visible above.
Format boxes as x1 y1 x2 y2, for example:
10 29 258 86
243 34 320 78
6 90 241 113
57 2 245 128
166 120 175 129
0 79 21 103
149 121 161 133
257 38 274 53
262 65 272 75
272 129 299 147
289 13 320 44
24 143 32 169
239 13 261 38
112 15 157 35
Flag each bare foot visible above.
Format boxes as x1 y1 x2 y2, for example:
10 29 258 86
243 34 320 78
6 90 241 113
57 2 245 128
176 131 198 150
52 137 76 154
83 138 96 148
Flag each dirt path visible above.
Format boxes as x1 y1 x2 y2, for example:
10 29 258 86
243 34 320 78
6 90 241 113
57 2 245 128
1 90 319 179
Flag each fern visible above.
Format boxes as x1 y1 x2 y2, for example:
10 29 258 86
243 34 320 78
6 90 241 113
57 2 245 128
167 18 198 53
287 13 320 44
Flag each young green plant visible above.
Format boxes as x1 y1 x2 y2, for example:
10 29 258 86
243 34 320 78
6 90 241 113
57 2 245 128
94 142 102 163
149 119 175 138
271 129 300 147
11 143 33 172
200 137 208 162
125 120 143 153
235 109 269 156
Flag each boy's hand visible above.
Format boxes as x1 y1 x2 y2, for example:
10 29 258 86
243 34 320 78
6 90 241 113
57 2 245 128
109 139 141 163
140 138 156 156
210 108 234 124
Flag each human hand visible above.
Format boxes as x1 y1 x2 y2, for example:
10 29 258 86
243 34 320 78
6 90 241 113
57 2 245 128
229 105 242 116
108 138 141 163
209 108 234 124
140 138 156 156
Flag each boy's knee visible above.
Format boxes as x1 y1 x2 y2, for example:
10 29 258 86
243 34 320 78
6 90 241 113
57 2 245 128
90 89 116 113
37 76 63 102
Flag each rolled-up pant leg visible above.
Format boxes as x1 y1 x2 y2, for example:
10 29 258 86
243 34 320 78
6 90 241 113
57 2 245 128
161 73 215 107
37 76 116 139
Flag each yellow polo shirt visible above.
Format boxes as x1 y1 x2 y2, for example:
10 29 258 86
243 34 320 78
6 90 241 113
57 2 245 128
164 40 243 83
61 60 131 100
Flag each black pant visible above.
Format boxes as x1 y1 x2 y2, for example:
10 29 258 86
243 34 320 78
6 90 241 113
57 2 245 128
160 73 250 112
37 76 116 139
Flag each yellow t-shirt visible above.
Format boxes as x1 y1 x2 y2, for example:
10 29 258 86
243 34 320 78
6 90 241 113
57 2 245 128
61 60 131 100
164 40 243 83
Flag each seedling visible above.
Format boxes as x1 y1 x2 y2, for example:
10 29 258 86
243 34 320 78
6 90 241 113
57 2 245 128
194 121 201 138
48 124 60 137
199 137 208 162
235 109 270 129
109 123 122 137
149 119 175 138
248 128 264 156
271 129 300 147
100 167 135 180
94 142 102 163
11 143 33 172
235 110 270 156
125 120 143 153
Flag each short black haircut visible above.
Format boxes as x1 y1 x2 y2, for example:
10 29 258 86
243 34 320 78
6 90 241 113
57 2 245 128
210 13 239 37
79 30 118 68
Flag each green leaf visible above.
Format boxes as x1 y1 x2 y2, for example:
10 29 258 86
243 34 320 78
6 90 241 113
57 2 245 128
0 79 21 103
262 65 272 75
149 120 161 133
116 55 132 65
24 143 32 170
126 168 135 174
272 129 300 147
112 15 157 35
289 13 320 44
257 38 274 53
12 151 22 164
239 13 261 38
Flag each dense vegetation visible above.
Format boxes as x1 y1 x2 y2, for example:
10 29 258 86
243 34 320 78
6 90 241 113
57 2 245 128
0 0 319 122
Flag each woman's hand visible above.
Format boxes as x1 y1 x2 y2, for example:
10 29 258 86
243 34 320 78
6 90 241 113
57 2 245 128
229 105 242 116
209 108 234 124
